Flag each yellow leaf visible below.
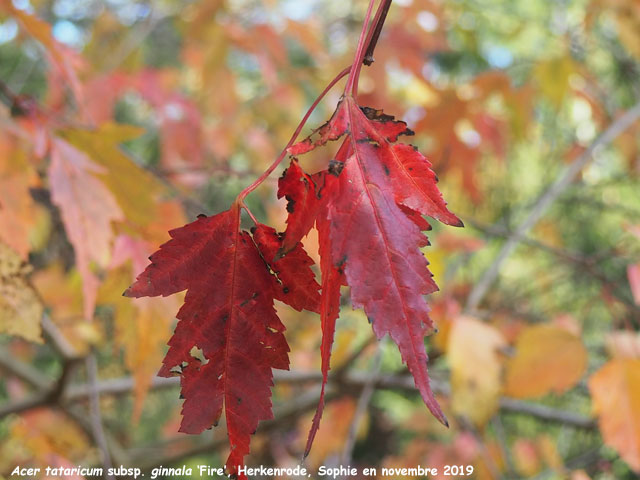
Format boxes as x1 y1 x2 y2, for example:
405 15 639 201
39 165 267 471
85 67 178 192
0 242 43 343
589 359 640 472
448 316 506 426
425 246 445 286
57 124 165 230
534 56 576 108
505 324 587 398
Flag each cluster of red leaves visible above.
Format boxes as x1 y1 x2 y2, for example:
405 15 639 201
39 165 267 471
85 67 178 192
126 92 461 475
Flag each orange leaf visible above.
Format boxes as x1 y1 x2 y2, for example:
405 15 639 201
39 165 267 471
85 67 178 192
0 138 39 259
505 324 587 398
589 359 640 472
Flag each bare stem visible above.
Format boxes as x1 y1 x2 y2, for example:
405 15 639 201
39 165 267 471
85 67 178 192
235 0 395 216
345 0 379 96
235 65 352 218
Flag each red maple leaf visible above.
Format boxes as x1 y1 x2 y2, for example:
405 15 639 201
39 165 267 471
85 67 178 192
276 159 324 255
124 205 319 477
287 96 462 449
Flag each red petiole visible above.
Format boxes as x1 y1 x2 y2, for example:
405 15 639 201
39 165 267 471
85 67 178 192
235 0 393 223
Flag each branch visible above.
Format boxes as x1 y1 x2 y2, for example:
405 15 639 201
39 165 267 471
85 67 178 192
41 314 82 361
466 101 640 311
341 346 382 466
1 366 593 430
467 218 640 314
85 354 114 478
0 347 51 390
363 0 393 66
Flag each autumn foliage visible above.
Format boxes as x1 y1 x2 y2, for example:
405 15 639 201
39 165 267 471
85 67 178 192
1 0 640 479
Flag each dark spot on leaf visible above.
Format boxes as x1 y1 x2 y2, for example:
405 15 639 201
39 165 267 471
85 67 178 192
383 164 390 176
241 292 260 306
285 195 295 213
329 159 344 176
237 396 242 404
360 106 395 123
197 213 207 219
179 393 185 399
357 138 380 147
283 287 289 294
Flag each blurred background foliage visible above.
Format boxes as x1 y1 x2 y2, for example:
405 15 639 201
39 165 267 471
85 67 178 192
0 0 639 479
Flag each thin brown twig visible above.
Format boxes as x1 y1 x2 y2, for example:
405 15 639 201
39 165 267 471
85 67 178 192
41 314 81 361
467 219 640 315
85 354 115 479
340 345 382 468
363 0 393 66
